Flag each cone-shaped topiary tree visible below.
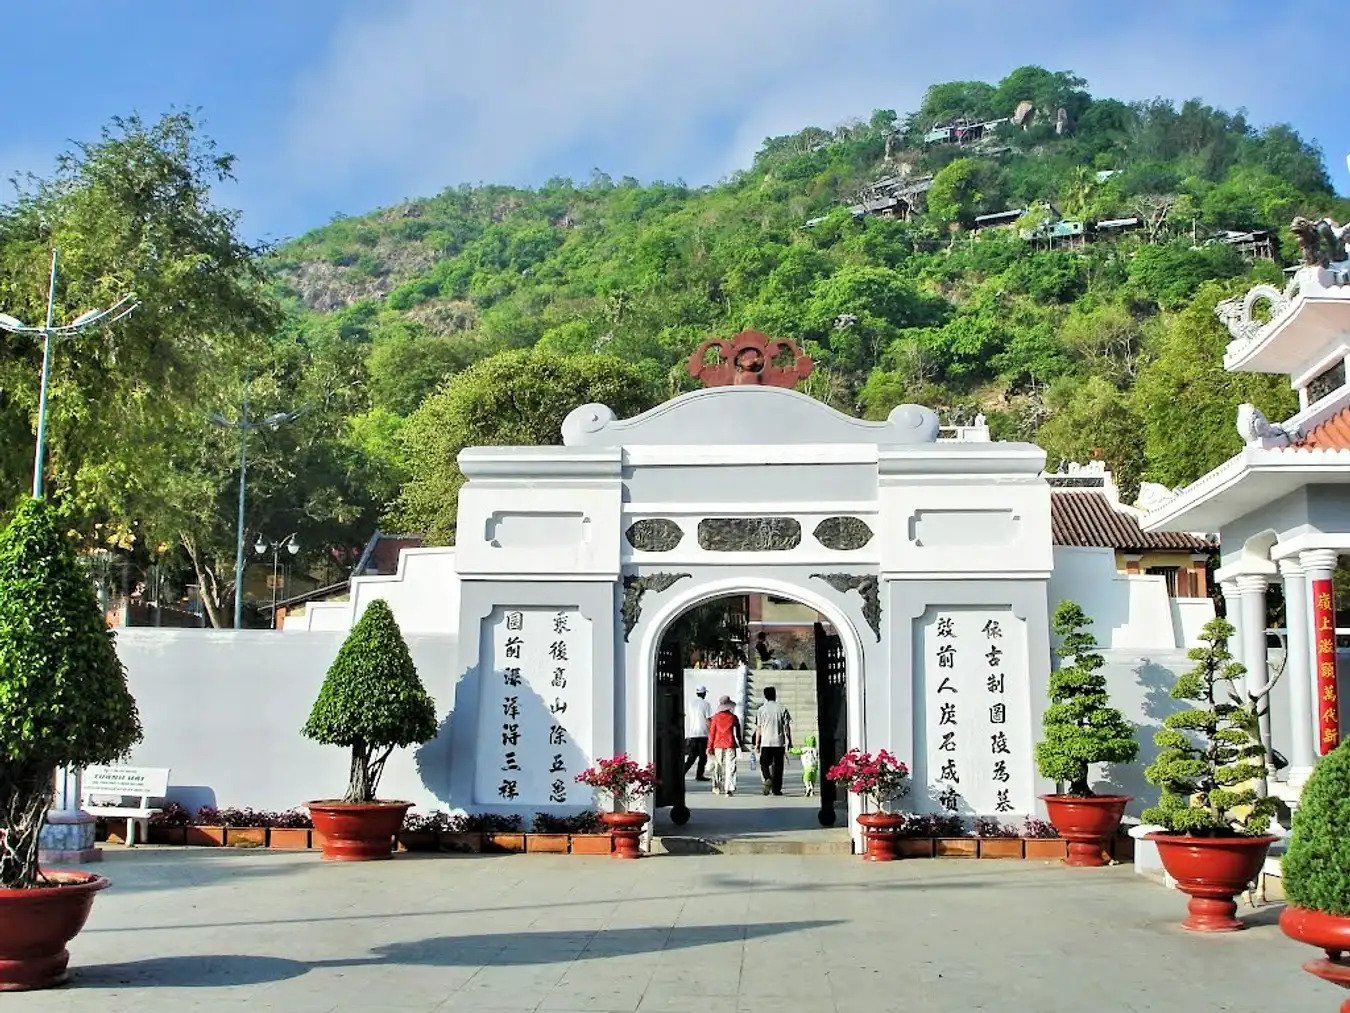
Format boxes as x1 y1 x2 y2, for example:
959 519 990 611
1282 737 1350 915
0 499 141 887
1035 600 1139 795
302 599 437 803
1142 617 1277 835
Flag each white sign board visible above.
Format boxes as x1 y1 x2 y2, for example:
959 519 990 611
918 606 1032 817
475 606 592 806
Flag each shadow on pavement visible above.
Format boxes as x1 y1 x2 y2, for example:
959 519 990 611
71 920 843 988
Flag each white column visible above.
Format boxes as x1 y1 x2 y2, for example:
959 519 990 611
1300 548 1340 757
1236 575 1272 779
1220 579 1244 667
1278 558 1316 784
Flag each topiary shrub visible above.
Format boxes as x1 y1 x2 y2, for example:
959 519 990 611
1142 617 1276 835
1282 738 1350 916
0 499 141 887
1034 600 1138 795
301 599 437 803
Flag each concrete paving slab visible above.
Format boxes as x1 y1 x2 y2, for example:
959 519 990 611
3 847 1331 1012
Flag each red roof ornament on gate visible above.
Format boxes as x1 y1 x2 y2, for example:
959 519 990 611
685 330 814 388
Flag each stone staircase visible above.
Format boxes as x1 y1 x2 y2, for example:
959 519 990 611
744 667 818 746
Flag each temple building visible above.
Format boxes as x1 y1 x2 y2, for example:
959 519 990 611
1143 219 1350 797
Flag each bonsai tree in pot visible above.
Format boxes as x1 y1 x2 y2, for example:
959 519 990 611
574 755 657 859
1279 737 1350 1008
826 748 911 861
1035 600 1138 867
0 499 141 990
1142 617 1277 932
302 599 437 861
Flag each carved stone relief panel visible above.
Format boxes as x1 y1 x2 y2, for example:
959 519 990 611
625 519 683 552
696 517 802 552
813 516 874 551
620 572 690 641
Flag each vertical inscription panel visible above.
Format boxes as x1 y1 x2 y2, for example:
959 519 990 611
474 606 593 806
917 606 1032 817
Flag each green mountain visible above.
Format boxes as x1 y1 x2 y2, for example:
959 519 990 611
271 66 1346 509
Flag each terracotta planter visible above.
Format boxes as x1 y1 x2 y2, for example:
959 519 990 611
525 833 569 854
268 828 311 850
307 801 410 862
569 833 613 856
1041 794 1130 868
1024 838 1068 861
1146 832 1276 932
896 837 934 859
979 838 1024 860
856 812 905 861
224 827 266 849
0 871 110 991
439 832 484 854
186 826 225 847
147 825 186 846
484 833 526 853
936 837 978 858
599 811 649 859
1281 905 1350 1010
396 831 439 853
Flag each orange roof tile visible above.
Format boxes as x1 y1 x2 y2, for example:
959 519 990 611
1293 406 1350 451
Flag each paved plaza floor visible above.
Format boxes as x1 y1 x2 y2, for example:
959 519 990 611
9 847 1328 1012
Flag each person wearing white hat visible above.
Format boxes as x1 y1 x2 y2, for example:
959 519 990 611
706 695 743 795
683 685 713 781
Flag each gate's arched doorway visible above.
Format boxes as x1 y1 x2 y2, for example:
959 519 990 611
639 582 863 840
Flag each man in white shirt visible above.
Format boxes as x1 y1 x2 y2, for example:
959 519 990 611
683 686 713 781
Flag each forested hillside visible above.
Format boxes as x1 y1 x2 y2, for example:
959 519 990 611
2 68 1346 624
273 66 1344 518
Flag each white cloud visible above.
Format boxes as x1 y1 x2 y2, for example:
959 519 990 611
267 0 1345 228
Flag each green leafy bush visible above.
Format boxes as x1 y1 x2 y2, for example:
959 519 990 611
1282 738 1350 916
0 499 142 887
1141 618 1276 835
301 599 437 803
1035 600 1138 795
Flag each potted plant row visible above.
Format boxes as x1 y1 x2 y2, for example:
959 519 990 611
0 500 142 991
1036 601 1139 867
1279 737 1350 1009
1142 618 1278 932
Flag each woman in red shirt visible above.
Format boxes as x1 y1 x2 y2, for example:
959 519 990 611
706 696 743 796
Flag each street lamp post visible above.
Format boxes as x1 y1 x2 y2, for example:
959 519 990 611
210 378 301 629
0 249 136 866
255 532 299 628
0 249 137 498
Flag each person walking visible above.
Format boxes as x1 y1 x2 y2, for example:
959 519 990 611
706 695 743 796
753 686 791 796
683 686 712 781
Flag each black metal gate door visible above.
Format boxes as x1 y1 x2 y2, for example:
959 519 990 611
814 622 847 827
654 640 690 825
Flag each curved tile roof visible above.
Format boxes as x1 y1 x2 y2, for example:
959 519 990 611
1051 491 1212 551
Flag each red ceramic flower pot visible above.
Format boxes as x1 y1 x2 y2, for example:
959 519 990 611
1146 832 1276 932
1280 905 1350 1011
856 812 905 861
0 871 110 991
307 801 411 861
599 811 649 859
1040 794 1130 867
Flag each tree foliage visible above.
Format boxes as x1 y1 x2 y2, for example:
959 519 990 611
1035 600 1138 796
301 599 437 803
1281 738 1350 916
0 499 141 886
1142 619 1276 836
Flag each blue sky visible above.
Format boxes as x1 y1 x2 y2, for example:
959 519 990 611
1 2 1345 245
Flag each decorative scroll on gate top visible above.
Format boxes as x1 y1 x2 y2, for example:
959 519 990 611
686 330 813 388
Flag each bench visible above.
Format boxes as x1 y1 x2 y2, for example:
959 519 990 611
82 766 170 847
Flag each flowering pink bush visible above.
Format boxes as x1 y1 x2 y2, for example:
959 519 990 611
826 748 910 810
575 754 658 811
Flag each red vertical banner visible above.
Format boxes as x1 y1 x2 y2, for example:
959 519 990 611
1311 578 1341 755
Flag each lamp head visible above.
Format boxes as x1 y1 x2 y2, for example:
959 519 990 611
0 313 27 331
254 538 267 555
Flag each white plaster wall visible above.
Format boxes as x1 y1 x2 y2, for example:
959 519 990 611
115 629 459 814
1049 546 1211 650
285 549 461 635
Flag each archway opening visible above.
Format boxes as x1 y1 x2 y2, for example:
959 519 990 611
651 591 850 843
